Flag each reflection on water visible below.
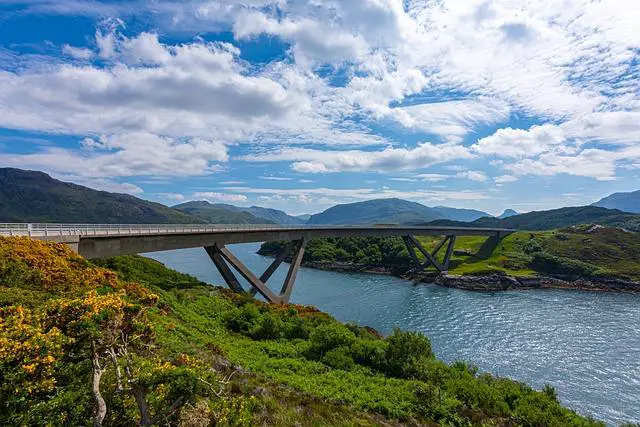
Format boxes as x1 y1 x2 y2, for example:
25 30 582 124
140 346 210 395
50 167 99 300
147 243 640 425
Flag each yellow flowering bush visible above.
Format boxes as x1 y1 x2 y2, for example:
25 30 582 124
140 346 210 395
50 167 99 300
0 305 68 402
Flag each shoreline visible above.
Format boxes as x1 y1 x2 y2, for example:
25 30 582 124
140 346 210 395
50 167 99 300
290 259 640 293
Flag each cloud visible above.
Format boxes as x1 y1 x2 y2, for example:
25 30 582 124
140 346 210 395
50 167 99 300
192 192 248 203
222 186 491 208
455 170 488 182
473 111 640 180
157 192 185 201
242 142 473 173
494 174 518 184
61 44 94 60
259 176 293 181
0 133 228 178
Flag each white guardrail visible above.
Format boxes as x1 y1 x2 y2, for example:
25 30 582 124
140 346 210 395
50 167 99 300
0 223 308 237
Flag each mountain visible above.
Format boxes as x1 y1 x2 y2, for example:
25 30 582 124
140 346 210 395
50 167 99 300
431 206 490 222
172 201 274 224
429 206 640 232
498 209 519 219
295 214 312 222
212 204 305 225
592 190 640 214
307 198 489 225
0 168 204 224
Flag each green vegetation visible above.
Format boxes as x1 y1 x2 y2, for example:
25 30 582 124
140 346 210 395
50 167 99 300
0 168 204 224
0 237 604 425
259 225 640 280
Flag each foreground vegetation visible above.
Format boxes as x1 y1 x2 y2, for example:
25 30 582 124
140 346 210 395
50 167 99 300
0 237 604 425
260 225 640 281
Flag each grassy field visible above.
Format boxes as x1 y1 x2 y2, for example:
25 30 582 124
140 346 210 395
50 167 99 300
0 236 605 426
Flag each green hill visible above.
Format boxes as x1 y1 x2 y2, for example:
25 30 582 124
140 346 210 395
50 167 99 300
0 168 204 224
429 206 640 232
0 237 602 426
307 198 490 225
593 189 640 213
173 201 274 224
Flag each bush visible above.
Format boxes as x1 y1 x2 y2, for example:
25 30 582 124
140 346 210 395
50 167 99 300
350 339 387 371
225 303 261 334
523 238 543 254
307 323 357 359
322 346 355 370
530 252 598 277
384 329 433 379
251 313 283 340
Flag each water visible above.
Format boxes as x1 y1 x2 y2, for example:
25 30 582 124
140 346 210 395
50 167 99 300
146 244 640 425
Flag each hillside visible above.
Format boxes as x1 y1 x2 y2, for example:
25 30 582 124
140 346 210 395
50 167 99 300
429 206 640 232
0 237 602 426
0 168 203 224
593 190 640 213
259 225 640 283
307 198 490 225
215 204 305 225
173 201 274 224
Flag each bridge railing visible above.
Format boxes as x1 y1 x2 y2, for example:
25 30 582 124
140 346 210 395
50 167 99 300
0 223 304 237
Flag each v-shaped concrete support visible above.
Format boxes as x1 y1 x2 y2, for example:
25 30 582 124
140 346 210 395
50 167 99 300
403 235 456 272
205 239 306 304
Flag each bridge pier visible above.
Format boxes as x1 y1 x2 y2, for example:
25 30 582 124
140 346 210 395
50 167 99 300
205 238 306 304
403 235 456 272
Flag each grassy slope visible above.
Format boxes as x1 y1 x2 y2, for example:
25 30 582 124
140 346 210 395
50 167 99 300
0 238 603 426
417 226 640 280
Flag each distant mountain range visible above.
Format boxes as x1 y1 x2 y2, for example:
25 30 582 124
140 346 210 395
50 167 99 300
0 168 204 224
172 201 274 224
307 198 490 225
498 209 518 219
2 168 639 232
592 190 640 214
212 204 306 225
429 206 640 232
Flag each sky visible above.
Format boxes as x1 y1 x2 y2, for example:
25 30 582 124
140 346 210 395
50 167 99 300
0 0 639 216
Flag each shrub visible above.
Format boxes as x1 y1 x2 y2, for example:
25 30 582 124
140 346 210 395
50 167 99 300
225 303 261 334
251 313 283 340
307 323 357 359
350 339 387 371
384 328 433 379
321 346 355 370
523 238 543 254
284 317 311 340
530 252 598 277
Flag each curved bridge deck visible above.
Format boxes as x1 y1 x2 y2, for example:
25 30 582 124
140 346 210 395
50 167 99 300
1 223 514 304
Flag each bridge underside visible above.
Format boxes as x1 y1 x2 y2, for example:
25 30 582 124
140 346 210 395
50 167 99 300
205 239 306 304
206 234 457 304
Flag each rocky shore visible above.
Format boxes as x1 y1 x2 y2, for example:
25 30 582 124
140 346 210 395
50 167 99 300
298 261 640 293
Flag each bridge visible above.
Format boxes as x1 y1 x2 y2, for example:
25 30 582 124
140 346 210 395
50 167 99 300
1 223 513 304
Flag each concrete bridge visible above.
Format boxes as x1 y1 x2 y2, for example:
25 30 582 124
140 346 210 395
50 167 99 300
1 223 513 304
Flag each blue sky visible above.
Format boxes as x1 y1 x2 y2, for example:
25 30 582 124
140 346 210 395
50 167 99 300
0 0 639 216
